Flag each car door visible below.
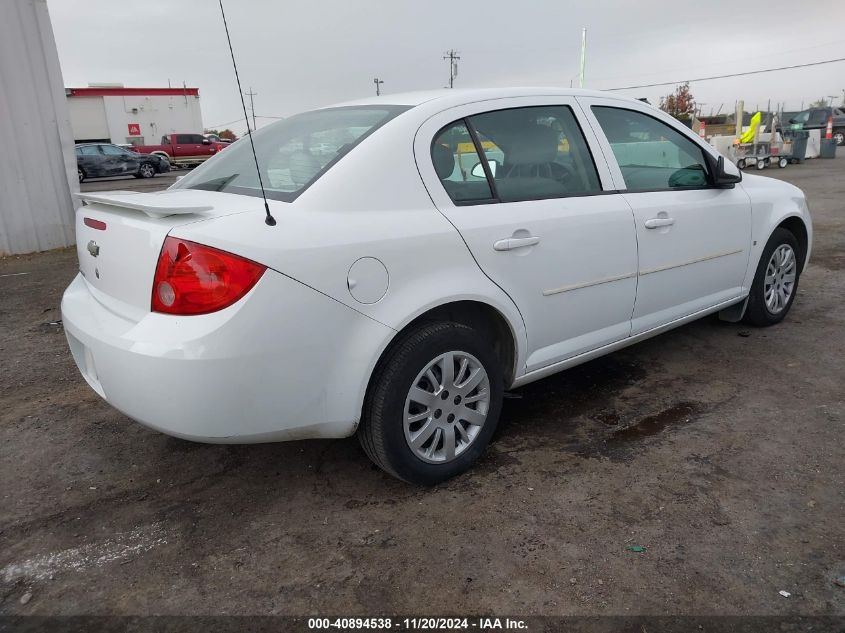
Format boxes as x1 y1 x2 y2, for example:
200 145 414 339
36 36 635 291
415 97 638 373
99 144 136 176
176 134 210 160
75 145 102 176
581 98 752 335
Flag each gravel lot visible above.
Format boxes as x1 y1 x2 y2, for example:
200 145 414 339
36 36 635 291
1 154 843 617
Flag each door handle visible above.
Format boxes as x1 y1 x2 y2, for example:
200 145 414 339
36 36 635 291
493 236 540 251
644 217 675 229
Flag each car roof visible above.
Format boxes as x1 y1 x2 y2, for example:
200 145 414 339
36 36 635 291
327 87 639 109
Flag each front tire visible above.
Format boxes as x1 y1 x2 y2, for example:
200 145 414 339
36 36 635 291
833 129 844 146
359 322 503 485
743 227 801 326
77 168 85 183
138 162 156 179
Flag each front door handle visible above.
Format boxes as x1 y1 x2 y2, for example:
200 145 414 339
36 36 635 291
644 217 675 229
493 236 540 251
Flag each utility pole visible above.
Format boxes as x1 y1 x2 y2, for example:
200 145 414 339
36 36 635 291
578 27 587 88
244 87 257 130
374 77 384 96
443 49 460 89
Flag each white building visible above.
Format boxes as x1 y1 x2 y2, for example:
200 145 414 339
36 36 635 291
66 85 205 146
0 0 77 255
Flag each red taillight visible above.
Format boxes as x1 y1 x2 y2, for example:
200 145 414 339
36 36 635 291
151 237 266 315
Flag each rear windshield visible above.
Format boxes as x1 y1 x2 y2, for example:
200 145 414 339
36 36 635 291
177 105 409 202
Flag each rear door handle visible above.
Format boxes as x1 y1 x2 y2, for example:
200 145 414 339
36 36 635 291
644 217 675 229
493 236 541 251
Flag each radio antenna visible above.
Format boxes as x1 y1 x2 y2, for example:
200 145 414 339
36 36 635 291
218 0 276 226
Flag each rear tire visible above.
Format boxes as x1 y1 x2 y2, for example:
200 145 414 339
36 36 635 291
737 159 746 170
834 129 844 146
359 321 503 485
743 227 801 327
77 168 85 183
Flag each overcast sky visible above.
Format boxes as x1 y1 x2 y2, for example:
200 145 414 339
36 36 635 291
48 0 844 135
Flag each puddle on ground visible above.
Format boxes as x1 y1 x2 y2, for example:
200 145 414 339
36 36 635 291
608 401 702 443
573 401 705 461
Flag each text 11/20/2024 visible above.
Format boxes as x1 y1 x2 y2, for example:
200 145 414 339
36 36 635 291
308 617 528 630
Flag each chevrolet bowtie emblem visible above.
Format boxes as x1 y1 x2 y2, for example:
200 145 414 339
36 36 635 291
87 240 100 257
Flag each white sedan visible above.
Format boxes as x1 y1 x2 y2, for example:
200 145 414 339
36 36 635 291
62 88 812 484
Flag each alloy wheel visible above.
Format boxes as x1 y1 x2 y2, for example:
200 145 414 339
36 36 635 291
764 244 796 314
404 350 490 464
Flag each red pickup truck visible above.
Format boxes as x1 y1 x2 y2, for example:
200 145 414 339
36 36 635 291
133 133 227 168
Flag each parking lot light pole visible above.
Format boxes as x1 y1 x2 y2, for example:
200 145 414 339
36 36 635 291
374 78 383 96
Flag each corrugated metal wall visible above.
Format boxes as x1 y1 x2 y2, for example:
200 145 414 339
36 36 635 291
0 0 77 255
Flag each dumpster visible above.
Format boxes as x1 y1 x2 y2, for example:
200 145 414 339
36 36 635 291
820 138 837 159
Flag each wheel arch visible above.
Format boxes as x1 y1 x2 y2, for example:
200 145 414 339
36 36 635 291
776 215 809 272
362 299 522 421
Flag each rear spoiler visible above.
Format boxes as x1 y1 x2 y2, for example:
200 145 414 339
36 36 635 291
75 191 214 219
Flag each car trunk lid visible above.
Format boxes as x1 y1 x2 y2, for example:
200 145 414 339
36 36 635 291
74 189 263 319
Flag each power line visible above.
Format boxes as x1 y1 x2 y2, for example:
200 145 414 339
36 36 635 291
606 56 845 91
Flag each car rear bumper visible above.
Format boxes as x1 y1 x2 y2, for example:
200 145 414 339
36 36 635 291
61 271 393 443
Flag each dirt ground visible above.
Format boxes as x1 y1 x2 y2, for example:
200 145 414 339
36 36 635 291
1 154 843 618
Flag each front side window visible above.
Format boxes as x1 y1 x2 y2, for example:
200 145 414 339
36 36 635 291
431 105 601 204
791 111 809 125
807 109 828 125
592 106 710 191
177 106 409 202
76 146 99 156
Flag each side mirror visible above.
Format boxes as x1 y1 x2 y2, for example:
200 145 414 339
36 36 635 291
707 153 742 188
470 159 497 178
202 138 211 145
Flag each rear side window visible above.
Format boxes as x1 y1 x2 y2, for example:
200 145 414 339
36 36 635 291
431 122 494 203
592 106 710 191
100 145 125 156
177 105 409 202
432 105 601 204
